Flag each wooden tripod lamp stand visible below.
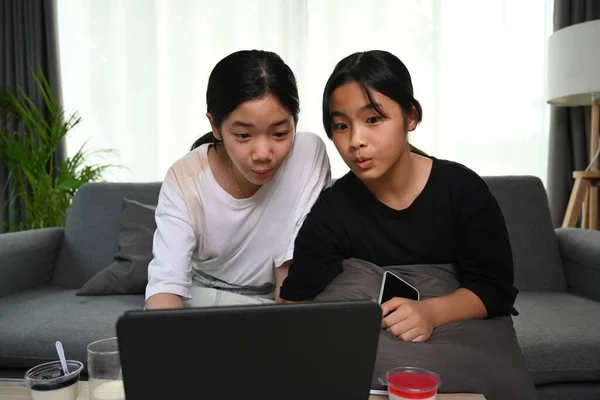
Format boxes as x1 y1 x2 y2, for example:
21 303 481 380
547 20 600 229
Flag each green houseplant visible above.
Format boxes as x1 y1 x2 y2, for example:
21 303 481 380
0 67 117 231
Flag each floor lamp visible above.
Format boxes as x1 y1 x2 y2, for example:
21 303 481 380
547 20 600 230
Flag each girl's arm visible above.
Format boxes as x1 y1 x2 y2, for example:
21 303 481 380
280 187 348 301
146 293 184 310
399 173 514 325
453 173 517 318
279 133 340 301
145 168 197 310
380 288 487 342
275 261 291 304
425 288 487 324
381 172 515 342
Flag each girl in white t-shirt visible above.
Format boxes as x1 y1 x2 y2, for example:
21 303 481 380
145 50 331 310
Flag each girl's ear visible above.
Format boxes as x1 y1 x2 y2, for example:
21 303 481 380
206 112 221 140
407 105 419 132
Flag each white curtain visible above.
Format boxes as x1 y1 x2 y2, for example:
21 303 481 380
57 0 553 182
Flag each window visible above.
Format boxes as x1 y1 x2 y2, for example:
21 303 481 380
57 0 553 181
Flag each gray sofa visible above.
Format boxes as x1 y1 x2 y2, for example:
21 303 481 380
0 183 158 378
1 177 599 399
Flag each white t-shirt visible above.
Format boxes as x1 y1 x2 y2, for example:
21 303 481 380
145 131 331 301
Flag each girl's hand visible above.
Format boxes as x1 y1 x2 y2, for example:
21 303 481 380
380 298 435 342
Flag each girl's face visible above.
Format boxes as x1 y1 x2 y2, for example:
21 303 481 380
210 94 295 186
329 82 418 182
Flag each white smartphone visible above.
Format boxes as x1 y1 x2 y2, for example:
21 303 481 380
377 271 420 305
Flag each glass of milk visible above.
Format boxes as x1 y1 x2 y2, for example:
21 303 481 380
87 337 125 400
24 360 83 400
379 367 441 400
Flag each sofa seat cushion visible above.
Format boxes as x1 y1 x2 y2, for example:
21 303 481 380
514 292 600 385
0 286 144 370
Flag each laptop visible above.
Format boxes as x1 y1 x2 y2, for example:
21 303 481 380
116 300 381 400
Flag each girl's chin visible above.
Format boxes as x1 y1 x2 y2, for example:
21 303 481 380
244 169 277 185
350 167 387 184
349 164 375 176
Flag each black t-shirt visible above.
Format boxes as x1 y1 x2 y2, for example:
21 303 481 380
280 157 518 318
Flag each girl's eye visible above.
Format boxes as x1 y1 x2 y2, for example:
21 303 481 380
366 116 381 124
234 133 251 140
274 131 289 138
332 123 348 131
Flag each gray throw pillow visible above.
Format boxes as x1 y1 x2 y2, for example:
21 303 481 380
313 258 460 303
314 259 536 398
76 198 157 295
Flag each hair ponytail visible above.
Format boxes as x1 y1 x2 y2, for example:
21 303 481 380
409 144 428 157
191 132 221 151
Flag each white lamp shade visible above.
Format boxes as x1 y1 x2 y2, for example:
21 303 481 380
547 19 600 106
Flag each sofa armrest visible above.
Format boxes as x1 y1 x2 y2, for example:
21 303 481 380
0 227 65 298
556 227 600 302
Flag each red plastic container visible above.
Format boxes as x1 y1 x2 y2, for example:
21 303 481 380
379 367 441 400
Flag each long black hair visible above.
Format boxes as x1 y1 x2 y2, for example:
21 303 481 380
322 50 427 156
191 50 300 150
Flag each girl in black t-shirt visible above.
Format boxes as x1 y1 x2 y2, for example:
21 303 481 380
280 50 537 400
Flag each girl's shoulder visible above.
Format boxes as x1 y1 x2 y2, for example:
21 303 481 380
432 158 487 189
290 131 327 158
280 131 330 183
165 144 211 184
430 158 495 205
312 172 363 210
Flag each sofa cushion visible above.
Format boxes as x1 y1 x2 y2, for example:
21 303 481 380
0 286 144 370
483 176 567 292
514 291 600 385
53 182 161 288
535 382 600 400
76 199 156 295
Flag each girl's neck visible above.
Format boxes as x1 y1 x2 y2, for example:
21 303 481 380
365 150 432 211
